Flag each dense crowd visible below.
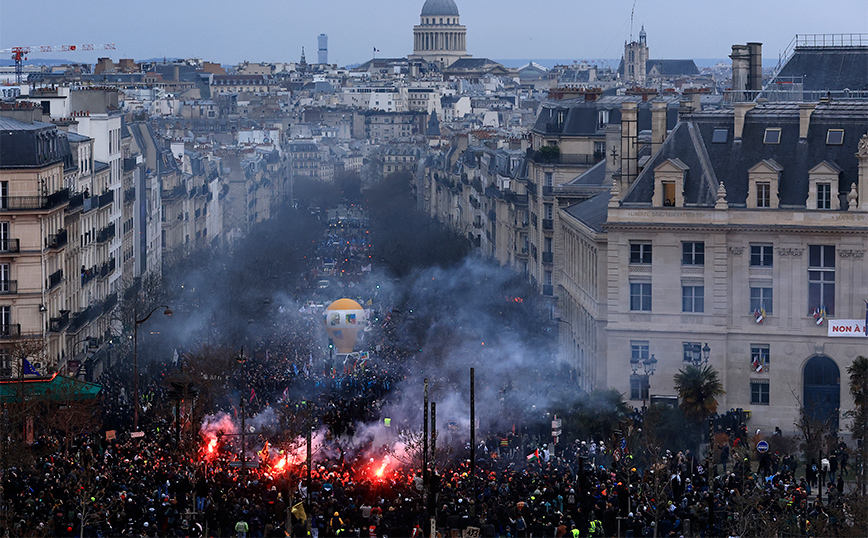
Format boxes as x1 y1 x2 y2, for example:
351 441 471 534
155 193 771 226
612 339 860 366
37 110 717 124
2 211 864 538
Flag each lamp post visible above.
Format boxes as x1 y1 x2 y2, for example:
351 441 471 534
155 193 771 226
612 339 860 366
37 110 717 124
630 354 657 414
133 305 172 431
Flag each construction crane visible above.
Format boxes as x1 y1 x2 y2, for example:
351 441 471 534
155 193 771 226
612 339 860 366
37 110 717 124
1 43 116 84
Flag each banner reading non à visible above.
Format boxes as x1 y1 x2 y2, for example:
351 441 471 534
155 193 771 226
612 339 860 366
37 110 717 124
827 319 867 337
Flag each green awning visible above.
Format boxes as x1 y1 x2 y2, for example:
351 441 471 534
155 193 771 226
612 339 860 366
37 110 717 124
0 374 102 403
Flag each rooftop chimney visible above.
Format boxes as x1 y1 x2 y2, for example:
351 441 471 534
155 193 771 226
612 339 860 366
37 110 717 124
651 100 667 155
730 44 750 101
733 102 755 140
799 102 817 139
620 101 639 188
747 42 763 91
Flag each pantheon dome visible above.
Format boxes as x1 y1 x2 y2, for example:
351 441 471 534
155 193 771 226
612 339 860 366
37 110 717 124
410 0 470 68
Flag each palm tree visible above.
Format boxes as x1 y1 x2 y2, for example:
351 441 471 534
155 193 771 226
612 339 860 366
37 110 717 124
673 364 725 424
847 355 868 494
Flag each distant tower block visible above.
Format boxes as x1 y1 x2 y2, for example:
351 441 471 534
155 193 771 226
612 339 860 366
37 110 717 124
318 34 328 65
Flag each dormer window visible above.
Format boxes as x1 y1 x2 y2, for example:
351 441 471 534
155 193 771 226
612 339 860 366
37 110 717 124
807 161 842 210
763 128 781 144
747 159 782 209
826 129 844 145
712 128 728 143
652 158 687 207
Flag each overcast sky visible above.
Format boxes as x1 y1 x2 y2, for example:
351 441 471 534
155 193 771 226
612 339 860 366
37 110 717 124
2 0 866 66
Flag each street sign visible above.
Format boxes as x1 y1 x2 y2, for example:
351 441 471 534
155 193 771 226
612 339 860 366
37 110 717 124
551 419 562 429
757 440 769 453
552 430 562 437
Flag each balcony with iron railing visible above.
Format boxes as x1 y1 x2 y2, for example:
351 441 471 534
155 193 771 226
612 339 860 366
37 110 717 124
81 265 98 286
0 280 17 295
162 184 187 200
83 196 98 213
526 180 537 198
103 291 117 311
49 310 70 332
542 185 554 197
98 190 114 208
0 324 21 339
96 223 115 244
506 192 528 206
542 252 554 264
124 187 136 204
48 269 64 290
0 238 20 254
98 257 116 280
47 229 68 250
67 192 84 211
542 218 554 230
543 284 554 296
0 188 69 211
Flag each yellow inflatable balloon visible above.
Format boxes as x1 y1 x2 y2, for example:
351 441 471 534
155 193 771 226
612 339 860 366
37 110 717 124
324 298 366 353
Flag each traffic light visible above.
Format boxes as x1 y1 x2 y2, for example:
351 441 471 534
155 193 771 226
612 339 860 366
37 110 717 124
327 338 334 350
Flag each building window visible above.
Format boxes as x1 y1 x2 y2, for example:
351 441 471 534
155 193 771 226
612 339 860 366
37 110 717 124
631 340 650 362
808 245 835 315
750 245 773 267
630 283 652 311
826 129 844 145
682 342 702 363
750 286 773 314
544 172 553 187
750 379 770 405
630 376 649 401
682 242 705 265
682 286 705 313
763 128 781 144
712 128 728 143
756 182 771 208
751 344 770 372
817 183 832 210
629 242 652 264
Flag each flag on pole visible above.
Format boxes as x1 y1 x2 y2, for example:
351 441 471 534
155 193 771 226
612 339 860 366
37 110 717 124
373 47 380 54
754 307 765 324
291 502 307 522
526 449 539 464
752 356 763 373
22 359 40 376
813 307 826 326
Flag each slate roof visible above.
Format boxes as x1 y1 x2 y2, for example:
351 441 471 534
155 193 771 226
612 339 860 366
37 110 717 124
532 97 680 136
773 46 868 91
446 58 505 70
646 59 700 76
620 101 868 208
564 191 612 233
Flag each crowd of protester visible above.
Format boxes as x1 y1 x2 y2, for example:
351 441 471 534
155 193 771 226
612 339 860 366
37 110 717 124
1 209 863 538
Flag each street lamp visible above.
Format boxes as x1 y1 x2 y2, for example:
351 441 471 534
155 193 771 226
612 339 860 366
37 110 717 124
630 354 657 413
133 305 172 431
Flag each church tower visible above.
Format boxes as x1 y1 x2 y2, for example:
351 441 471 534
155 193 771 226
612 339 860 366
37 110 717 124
410 0 470 68
623 25 649 85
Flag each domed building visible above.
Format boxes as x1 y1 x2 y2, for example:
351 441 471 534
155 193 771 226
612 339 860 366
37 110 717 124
409 0 471 68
